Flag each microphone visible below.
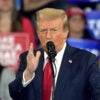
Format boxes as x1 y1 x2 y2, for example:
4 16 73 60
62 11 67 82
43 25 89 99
46 41 57 62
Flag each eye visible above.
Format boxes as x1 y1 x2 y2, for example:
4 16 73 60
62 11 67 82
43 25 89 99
40 29 47 33
51 29 58 32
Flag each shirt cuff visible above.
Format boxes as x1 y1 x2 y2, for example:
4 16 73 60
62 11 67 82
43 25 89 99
22 71 35 87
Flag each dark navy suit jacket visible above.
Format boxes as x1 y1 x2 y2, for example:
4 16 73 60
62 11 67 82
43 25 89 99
9 44 100 100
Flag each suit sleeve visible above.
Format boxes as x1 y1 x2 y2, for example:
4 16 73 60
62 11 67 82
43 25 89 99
87 54 100 100
9 53 35 100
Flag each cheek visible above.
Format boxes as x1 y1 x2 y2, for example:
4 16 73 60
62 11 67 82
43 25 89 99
53 34 64 44
80 23 85 29
69 22 76 29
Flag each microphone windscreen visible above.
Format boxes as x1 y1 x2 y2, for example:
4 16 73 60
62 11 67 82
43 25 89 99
46 41 57 61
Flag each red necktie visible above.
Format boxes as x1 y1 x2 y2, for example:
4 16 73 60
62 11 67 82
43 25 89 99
42 60 53 100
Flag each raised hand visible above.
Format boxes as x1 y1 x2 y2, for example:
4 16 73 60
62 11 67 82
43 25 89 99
24 43 41 82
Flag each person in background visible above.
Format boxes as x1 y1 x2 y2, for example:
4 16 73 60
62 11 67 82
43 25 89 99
0 0 36 99
0 64 3 99
23 0 55 11
9 8 100 100
66 7 100 67
0 0 37 48
66 7 92 39
0 64 15 100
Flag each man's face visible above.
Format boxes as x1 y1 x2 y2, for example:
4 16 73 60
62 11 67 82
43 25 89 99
69 14 85 34
37 18 69 52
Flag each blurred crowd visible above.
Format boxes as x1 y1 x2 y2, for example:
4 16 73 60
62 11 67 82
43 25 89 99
0 0 100 100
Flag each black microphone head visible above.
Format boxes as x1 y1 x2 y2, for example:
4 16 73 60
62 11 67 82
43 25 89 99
46 41 57 62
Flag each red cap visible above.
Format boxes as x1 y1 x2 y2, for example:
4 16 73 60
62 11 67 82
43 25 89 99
66 7 86 19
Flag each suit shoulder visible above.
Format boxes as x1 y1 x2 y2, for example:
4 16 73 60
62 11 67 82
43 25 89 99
70 46 96 59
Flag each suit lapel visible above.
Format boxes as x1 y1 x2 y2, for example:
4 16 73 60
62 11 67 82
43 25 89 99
54 44 76 100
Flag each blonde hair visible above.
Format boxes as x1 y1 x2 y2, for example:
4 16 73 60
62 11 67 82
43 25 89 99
36 8 68 31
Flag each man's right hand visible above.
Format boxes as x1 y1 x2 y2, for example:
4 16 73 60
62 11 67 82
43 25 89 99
24 43 41 82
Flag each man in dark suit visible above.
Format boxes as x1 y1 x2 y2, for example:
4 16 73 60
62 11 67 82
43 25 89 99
9 8 100 100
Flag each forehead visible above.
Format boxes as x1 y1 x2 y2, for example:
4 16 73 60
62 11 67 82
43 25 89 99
37 18 63 29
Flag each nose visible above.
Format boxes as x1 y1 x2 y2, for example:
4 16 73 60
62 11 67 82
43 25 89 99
46 30 51 39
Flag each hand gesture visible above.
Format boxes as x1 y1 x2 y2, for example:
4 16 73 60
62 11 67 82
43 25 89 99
24 43 41 82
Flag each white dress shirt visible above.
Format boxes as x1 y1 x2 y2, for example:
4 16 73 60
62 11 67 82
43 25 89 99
22 43 66 86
